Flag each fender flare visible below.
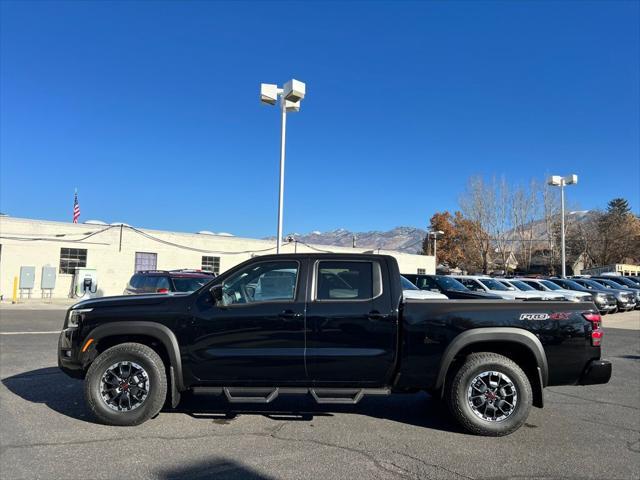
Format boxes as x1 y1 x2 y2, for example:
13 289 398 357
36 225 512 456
83 321 185 391
434 327 549 392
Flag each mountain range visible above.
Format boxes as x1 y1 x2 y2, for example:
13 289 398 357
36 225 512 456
271 211 592 254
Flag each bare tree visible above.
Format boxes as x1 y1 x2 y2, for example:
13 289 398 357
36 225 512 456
490 177 513 273
459 176 495 274
511 180 540 272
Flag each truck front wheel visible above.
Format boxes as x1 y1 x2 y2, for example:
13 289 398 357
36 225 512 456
84 343 167 426
446 352 532 436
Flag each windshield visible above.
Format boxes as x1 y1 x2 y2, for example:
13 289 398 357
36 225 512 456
593 279 624 289
435 276 468 292
401 276 419 290
618 277 640 288
579 279 607 290
540 280 562 290
559 279 586 290
510 280 535 291
479 278 509 291
172 277 211 292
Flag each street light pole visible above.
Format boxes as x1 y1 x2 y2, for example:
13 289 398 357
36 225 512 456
429 230 444 273
547 174 578 278
260 79 306 254
433 234 437 265
560 178 566 278
276 99 287 254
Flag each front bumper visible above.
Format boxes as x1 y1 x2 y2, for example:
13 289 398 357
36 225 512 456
57 329 85 379
617 300 637 310
579 359 612 385
594 299 617 312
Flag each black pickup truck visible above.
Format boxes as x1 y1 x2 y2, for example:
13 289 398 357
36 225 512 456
58 253 611 436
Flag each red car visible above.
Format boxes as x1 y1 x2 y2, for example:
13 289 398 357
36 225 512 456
124 269 214 295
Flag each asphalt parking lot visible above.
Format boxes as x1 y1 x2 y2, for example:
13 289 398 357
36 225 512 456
1 307 639 480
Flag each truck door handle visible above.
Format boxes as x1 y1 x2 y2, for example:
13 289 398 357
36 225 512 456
279 310 302 320
367 311 389 321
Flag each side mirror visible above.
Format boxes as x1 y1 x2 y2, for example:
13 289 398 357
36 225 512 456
210 284 223 304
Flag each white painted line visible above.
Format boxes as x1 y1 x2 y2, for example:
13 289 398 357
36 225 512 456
0 331 61 335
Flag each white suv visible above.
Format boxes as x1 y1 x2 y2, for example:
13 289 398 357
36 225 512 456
451 275 544 300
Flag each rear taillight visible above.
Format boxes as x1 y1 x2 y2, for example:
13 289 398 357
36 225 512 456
156 288 169 294
583 312 603 346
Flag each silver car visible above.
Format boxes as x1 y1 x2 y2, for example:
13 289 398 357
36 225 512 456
497 279 566 301
516 278 593 303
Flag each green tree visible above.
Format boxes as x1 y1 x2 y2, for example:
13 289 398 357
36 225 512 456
607 198 631 216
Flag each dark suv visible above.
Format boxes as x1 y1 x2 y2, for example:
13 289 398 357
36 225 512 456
124 270 214 295
403 274 502 299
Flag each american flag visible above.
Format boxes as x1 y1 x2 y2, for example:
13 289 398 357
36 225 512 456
73 190 81 223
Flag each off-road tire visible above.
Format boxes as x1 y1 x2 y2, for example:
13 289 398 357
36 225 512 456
446 352 532 436
85 343 167 426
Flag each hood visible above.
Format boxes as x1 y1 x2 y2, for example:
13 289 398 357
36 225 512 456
538 292 566 301
444 289 502 299
71 292 190 310
403 289 448 300
489 290 543 300
554 288 587 297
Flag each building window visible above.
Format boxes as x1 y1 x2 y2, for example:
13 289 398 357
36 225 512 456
59 248 87 274
417 268 426 275
202 256 220 275
135 252 157 272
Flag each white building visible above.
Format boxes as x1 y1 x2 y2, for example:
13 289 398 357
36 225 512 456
0 216 435 299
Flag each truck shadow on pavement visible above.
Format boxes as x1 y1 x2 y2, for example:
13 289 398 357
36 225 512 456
2 367 463 434
157 458 276 480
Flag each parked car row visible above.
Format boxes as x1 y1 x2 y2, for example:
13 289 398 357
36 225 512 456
122 267 639 316
403 273 639 314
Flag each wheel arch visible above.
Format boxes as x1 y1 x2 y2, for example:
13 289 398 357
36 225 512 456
435 328 548 408
82 322 185 391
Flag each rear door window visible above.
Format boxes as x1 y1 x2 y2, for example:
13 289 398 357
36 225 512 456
523 281 544 291
417 276 438 290
459 279 482 291
316 261 381 300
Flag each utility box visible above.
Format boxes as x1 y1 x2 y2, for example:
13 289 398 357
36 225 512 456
41 266 57 289
19 266 36 289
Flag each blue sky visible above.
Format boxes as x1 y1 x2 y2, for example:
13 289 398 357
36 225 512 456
1 1 638 238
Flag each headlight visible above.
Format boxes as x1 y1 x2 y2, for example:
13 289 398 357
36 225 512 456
67 308 92 328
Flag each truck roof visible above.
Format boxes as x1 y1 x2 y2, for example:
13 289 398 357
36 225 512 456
246 253 396 262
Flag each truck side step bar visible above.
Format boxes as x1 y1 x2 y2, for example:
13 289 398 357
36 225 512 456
310 388 389 404
191 387 390 405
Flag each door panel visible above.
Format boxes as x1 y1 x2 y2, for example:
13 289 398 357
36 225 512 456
305 260 396 384
187 260 306 383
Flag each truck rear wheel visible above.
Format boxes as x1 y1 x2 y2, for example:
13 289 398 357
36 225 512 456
85 343 167 426
446 352 532 436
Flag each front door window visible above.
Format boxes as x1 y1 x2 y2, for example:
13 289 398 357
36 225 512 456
221 261 298 305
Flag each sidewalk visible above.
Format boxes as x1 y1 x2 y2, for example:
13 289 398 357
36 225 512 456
0 298 77 310
603 309 640 330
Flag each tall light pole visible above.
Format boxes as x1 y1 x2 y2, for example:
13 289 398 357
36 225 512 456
429 230 444 271
260 79 306 253
547 174 578 278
